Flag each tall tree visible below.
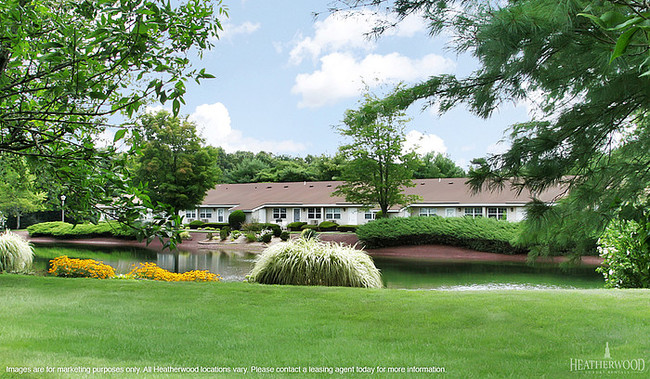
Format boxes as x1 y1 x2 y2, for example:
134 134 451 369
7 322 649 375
0 0 225 246
0 155 45 229
334 90 420 216
134 110 219 217
413 152 465 179
335 0 650 253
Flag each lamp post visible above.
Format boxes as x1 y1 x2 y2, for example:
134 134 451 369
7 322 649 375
60 194 66 222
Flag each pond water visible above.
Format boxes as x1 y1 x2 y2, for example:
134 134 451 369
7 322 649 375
32 245 604 290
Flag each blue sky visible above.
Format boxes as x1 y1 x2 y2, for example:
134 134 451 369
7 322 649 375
170 0 532 169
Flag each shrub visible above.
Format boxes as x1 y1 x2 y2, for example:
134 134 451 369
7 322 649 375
231 230 242 240
220 226 230 241
287 222 307 231
301 228 318 240
318 221 339 231
247 238 382 288
337 225 358 233
245 232 257 242
280 231 290 241
205 232 213 241
356 216 524 254
257 229 273 243
301 224 318 230
188 220 205 229
179 231 192 240
597 219 650 288
27 221 137 239
128 262 220 282
243 222 281 237
0 231 34 272
48 256 115 279
203 222 229 229
228 210 246 230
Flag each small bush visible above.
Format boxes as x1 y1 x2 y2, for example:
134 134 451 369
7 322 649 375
205 232 213 241
258 231 273 243
287 222 307 231
179 231 192 240
301 224 318 230
27 221 137 239
597 219 650 288
128 262 220 282
48 256 115 279
231 230 242 240
220 226 230 241
229 210 246 230
189 220 205 229
243 223 281 237
280 231 290 241
337 225 358 233
203 222 229 229
0 231 34 272
247 238 382 288
245 232 257 243
356 216 524 254
318 221 339 231
301 228 318 240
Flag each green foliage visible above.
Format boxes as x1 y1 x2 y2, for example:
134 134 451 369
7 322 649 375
356 216 524 254
27 222 137 240
245 232 257 243
134 110 219 216
0 155 45 229
287 222 307 231
345 0 650 258
300 228 318 240
257 230 273 243
179 231 192 240
301 224 318 231
337 225 358 233
334 87 421 216
413 153 465 179
220 227 230 241
597 203 650 288
247 238 382 288
188 220 205 229
280 231 290 241
318 221 339 232
242 223 281 237
228 210 246 230
0 0 225 248
202 222 229 229
0 231 34 272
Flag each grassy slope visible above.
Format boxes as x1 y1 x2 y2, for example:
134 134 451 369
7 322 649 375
0 275 648 378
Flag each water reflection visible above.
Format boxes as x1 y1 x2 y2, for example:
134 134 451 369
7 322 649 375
157 250 257 281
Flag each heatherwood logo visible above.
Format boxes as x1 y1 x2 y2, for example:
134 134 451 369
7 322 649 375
570 342 646 374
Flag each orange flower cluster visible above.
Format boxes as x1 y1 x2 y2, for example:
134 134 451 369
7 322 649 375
48 256 115 279
127 262 221 282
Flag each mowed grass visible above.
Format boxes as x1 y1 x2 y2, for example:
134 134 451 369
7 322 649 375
0 275 648 378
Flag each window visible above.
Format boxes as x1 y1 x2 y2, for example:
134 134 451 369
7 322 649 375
445 208 456 218
199 208 212 219
419 208 436 217
273 208 287 219
217 208 224 223
487 207 507 220
307 207 321 219
364 211 376 220
185 209 196 219
465 207 483 218
325 208 342 220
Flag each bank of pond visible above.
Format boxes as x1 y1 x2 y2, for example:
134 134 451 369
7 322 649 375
31 245 605 290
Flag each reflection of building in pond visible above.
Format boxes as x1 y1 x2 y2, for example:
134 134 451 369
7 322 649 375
180 178 565 227
157 251 257 280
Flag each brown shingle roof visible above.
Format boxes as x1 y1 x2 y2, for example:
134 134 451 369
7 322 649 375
201 179 565 211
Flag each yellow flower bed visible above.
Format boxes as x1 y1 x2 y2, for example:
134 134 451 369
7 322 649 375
48 256 115 279
127 262 221 282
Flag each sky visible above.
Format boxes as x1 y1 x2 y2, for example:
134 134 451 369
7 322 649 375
162 0 533 169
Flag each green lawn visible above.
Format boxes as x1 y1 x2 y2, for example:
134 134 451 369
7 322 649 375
0 275 648 378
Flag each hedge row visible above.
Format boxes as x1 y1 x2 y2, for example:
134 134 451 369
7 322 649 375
287 222 357 232
27 221 138 240
355 216 525 254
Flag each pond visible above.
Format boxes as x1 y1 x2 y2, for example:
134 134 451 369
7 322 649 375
32 245 605 290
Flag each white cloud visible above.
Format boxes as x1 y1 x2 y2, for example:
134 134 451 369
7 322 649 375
292 52 455 108
404 130 447 155
216 21 261 41
189 102 306 154
289 10 427 65
486 140 510 155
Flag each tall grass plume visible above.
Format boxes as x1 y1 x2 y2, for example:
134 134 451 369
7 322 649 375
247 238 382 288
0 231 34 272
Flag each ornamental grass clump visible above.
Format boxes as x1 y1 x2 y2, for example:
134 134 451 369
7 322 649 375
48 256 115 279
247 238 382 288
0 231 34 273
128 262 221 282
